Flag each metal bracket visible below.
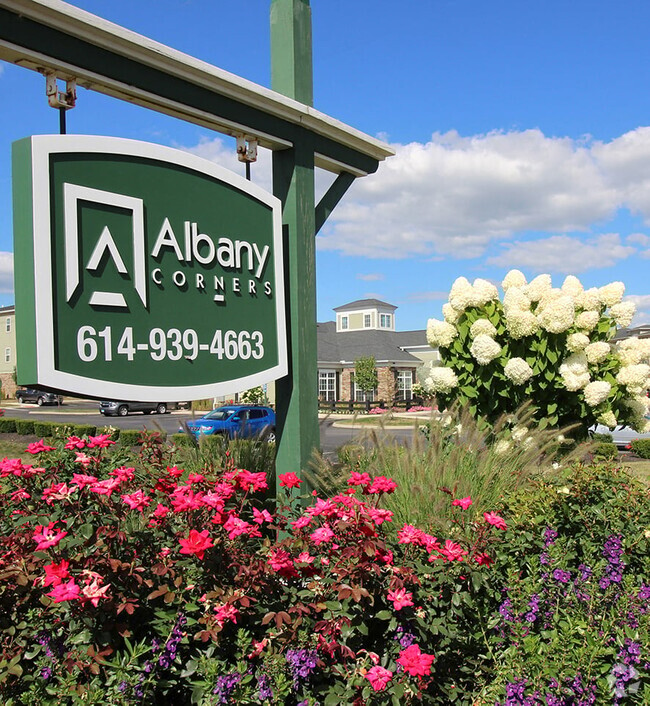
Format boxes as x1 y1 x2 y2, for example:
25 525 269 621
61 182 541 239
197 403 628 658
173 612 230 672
45 71 77 110
236 135 258 163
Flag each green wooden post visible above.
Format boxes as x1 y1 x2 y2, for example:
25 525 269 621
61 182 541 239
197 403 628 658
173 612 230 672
270 0 319 483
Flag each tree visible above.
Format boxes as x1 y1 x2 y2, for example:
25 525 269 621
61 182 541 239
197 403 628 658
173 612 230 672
354 356 378 402
424 271 649 436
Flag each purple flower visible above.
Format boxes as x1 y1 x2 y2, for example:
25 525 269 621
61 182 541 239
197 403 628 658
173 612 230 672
286 648 319 688
41 666 52 681
257 673 273 701
213 672 242 704
499 598 514 622
543 526 558 547
552 569 571 584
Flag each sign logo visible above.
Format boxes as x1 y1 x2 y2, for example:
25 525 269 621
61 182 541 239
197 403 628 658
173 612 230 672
13 135 287 401
64 184 147 308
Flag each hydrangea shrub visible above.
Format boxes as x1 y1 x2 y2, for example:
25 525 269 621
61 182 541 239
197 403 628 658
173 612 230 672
425 271 650 432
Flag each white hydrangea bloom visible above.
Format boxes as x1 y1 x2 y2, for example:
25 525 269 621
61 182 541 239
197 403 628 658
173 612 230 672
584 341 611 365
616 363 650 390
449 276 475 312
537 287 563 310
567 333 590 352
616 338 644 366
625 396 650 420
575 310 600 332
502 269 527 290
503 287 531 314
537 295 575 334
470 318 497 338
559 352 590 391
442 302 461 325
610 301 636 328
525 274 552 302
638 338 650 363
506 310 539 339
504 357 534 385
583 380 611 407
597 410 617 428
472 278 499 305
561 275 584 298
470 334 502 365
598 281 625 307
575 287 601 311
426 318 458 348
426 366 459 393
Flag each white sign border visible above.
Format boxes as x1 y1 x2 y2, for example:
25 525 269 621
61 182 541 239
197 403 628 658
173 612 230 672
29 134 287 402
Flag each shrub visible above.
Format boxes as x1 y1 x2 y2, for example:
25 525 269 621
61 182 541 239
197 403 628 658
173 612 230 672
33 421 57 438
480 461 650 704
15 419 35 435
0 417 17 433
0 436 507 705
72 424 97 437
118 429 144 447
424 272 649 435
591 431 613 442
170 432 196 448
629 438 650 458
593 441 618 460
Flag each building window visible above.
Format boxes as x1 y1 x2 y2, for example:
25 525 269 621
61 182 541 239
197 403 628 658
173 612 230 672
318 371 337 401
397 370 413 401
351 374 376 402
340 316 349 330
380 313 392 328
4 348 10 363
5 318 10 333
363 313 371 328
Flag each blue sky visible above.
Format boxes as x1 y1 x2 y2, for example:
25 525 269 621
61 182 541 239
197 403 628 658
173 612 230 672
2 0 650 330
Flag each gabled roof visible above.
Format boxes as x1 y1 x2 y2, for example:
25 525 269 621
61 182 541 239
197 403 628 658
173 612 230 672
317 322 422 364
333 299 397 312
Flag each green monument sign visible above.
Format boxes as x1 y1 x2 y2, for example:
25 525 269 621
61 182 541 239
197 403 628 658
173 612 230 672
13 135 286 401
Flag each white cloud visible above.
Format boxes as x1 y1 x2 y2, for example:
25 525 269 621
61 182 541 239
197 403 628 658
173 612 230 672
625 294 650 327
181 127 650 272
487 233 635 273
356 273 384 281
0 252 14 293
317 128 620 259
626 232 650 246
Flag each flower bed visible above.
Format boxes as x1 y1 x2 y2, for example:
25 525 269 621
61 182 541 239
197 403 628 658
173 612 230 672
0 434 648 704
0 434 504 705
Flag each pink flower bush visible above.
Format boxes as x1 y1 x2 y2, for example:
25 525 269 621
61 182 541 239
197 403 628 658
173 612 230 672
484 511 507 530
0 432 507 704
365 665 393 691
397 644 435 676
387 587 414 610
452 496 473 510
178 529 213 560
279 472 302 488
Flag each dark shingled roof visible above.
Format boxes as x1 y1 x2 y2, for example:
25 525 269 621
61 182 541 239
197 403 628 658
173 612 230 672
333 299 397 312
317 322 424 364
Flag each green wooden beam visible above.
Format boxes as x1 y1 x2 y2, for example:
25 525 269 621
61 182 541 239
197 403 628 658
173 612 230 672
0 5 389 176
271 0 319 484
315 172 356 235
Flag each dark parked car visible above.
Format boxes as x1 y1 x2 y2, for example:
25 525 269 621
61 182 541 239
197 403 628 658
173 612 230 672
16 388 62 406
99 401 170 416
185 405 276 442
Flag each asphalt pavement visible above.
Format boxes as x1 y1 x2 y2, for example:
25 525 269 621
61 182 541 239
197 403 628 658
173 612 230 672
0 399 420 456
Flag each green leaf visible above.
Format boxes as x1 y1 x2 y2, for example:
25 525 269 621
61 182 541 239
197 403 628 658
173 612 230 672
375 610 392 620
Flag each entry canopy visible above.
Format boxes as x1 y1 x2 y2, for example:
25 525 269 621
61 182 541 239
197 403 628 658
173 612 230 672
0 0 394 176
